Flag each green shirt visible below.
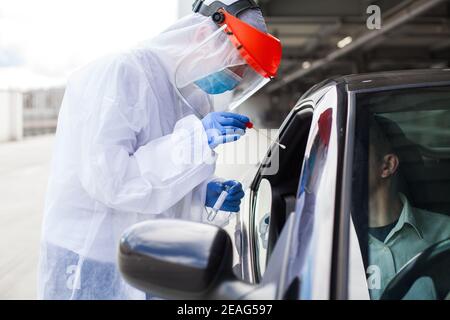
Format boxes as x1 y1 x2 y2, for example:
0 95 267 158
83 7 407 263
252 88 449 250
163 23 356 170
368 194 450 300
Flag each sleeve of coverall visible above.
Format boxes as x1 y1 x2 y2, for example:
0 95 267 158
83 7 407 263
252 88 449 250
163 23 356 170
78 54 217 214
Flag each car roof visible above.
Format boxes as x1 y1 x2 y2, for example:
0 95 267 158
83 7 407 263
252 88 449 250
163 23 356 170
302 69 450 98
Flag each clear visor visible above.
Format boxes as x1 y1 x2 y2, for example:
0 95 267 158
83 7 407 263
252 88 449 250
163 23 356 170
175 22 271 118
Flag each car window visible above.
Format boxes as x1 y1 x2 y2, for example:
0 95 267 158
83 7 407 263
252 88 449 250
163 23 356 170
248 105 313 283
351 86 450 300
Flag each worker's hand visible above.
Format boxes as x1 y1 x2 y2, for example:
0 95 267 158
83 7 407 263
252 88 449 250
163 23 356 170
205 180 245 212
201 112 250 149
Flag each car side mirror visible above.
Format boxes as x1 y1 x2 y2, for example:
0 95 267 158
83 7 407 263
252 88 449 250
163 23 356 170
118 219 255 300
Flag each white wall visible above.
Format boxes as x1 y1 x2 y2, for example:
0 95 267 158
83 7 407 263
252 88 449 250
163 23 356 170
178 0 193 18
0 91 23 142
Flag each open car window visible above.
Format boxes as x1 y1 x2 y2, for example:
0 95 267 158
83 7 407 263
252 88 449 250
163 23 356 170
249 104 313 282
351 86 450 300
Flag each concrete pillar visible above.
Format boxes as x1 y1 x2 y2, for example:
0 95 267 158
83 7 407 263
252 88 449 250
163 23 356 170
0 91 23 142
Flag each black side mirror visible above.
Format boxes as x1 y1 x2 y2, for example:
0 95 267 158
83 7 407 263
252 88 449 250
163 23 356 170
118 219 255 299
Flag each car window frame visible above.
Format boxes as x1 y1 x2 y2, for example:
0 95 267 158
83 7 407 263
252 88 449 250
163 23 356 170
240 102 314 284
287 85 343 300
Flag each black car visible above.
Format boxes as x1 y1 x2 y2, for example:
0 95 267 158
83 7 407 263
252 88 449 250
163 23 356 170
118 69 450 300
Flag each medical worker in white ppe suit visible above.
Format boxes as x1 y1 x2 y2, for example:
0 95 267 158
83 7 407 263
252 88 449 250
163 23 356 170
38 0 282 300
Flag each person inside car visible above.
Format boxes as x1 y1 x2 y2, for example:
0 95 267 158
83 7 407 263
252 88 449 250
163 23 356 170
367 116 450 300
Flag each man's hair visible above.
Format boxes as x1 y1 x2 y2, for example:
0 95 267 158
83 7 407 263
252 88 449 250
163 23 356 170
369 115 395 162
369 115 403 191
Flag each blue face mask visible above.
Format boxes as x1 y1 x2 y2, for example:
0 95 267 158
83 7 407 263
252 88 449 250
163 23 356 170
194 69 242 95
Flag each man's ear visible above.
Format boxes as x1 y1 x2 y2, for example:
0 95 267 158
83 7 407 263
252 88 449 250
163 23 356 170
381 154 400 178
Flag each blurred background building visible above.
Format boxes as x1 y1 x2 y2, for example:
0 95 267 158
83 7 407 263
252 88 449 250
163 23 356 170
0 88 64 142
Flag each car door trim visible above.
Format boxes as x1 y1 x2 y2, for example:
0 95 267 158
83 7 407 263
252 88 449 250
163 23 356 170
330 85 355 300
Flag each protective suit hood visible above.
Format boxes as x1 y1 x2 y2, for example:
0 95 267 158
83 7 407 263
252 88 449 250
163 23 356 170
139 3 268 82
133 3 273 116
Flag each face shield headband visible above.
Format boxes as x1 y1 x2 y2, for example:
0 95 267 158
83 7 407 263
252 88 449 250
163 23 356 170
192 0 261 18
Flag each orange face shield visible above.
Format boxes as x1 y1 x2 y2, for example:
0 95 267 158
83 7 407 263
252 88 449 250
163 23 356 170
212 9 282 79
174 1 282 118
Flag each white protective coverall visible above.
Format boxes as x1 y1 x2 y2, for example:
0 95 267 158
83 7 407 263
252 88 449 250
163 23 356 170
38 2 267 300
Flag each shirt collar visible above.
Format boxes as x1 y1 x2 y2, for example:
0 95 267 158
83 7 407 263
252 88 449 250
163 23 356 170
384 193 423 243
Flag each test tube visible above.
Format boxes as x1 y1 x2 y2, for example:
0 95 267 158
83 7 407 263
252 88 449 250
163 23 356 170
207 188 229 222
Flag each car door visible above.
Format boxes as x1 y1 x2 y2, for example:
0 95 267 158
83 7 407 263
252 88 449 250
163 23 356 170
241 84 347 299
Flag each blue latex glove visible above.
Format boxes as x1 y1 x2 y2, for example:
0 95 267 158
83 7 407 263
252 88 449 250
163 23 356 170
201 112 250 149
205 180 245 213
